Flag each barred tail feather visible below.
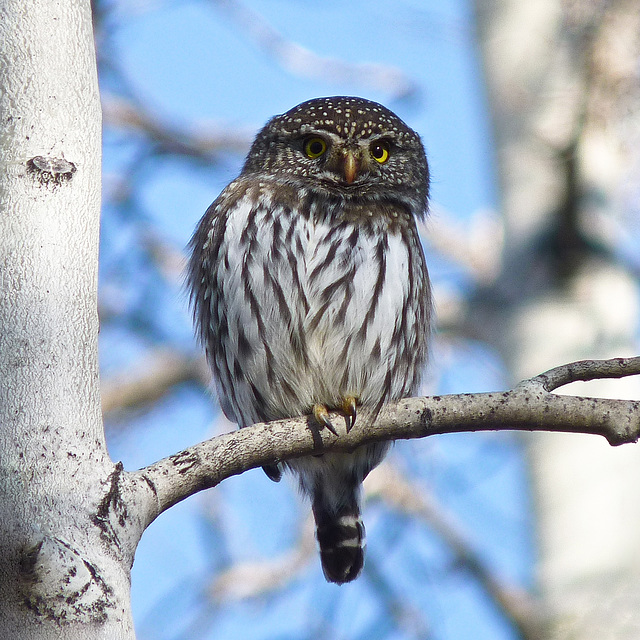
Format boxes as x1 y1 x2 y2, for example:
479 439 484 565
313 494 365 584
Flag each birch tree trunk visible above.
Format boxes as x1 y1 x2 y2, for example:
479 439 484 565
475 1 640 637
0 2 137 637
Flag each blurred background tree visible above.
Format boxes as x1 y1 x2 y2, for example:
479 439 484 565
95 0 640 638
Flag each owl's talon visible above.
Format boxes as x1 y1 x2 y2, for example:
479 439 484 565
342 396 358 432
313 403 338 436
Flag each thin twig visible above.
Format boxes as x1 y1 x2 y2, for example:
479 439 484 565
525 356 640 392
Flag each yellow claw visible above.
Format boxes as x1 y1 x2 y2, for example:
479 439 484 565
313 403 338 436
342 396 358 432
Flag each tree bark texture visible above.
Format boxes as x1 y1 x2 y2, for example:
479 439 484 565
0 2 137 638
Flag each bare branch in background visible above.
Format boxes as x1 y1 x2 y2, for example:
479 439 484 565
367 463 545 640
361 552 432 638
210 0 417 101
102 94 253 160
101 350 210 415
419 207 505 336
420 207 504 283
209 516 315 601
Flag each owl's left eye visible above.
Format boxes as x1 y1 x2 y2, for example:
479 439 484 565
370 141 390 164
304 137 328 159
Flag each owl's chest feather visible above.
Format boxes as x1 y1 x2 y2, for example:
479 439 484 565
221 197 411 393
226 198 408 336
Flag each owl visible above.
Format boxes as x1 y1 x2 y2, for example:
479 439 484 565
188 96 431 584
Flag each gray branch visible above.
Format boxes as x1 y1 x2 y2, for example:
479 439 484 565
130 356 640 527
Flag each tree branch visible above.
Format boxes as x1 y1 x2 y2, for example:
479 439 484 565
526 356 640 392
102 94 252 159
130 356 640 527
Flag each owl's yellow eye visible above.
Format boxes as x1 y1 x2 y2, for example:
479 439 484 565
370 141 390 164
304 137 328 159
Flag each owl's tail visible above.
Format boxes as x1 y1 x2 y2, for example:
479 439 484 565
312 488 365 584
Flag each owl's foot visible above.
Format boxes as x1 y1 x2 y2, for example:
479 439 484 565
312 403 338 436
312 399 358 434
341 396 358 432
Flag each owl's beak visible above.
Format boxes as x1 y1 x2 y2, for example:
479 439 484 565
343 151 358 184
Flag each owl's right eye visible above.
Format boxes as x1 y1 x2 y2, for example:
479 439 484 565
303 137 328 159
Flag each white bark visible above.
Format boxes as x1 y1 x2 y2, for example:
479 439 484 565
0 2 139 637
475 1 640 637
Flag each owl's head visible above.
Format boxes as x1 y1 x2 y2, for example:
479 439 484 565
242 97 429 217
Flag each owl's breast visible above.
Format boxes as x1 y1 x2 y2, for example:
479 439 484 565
207 191 429 425
298 216 420 407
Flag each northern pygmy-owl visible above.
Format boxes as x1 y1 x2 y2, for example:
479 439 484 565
188 96 431 584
